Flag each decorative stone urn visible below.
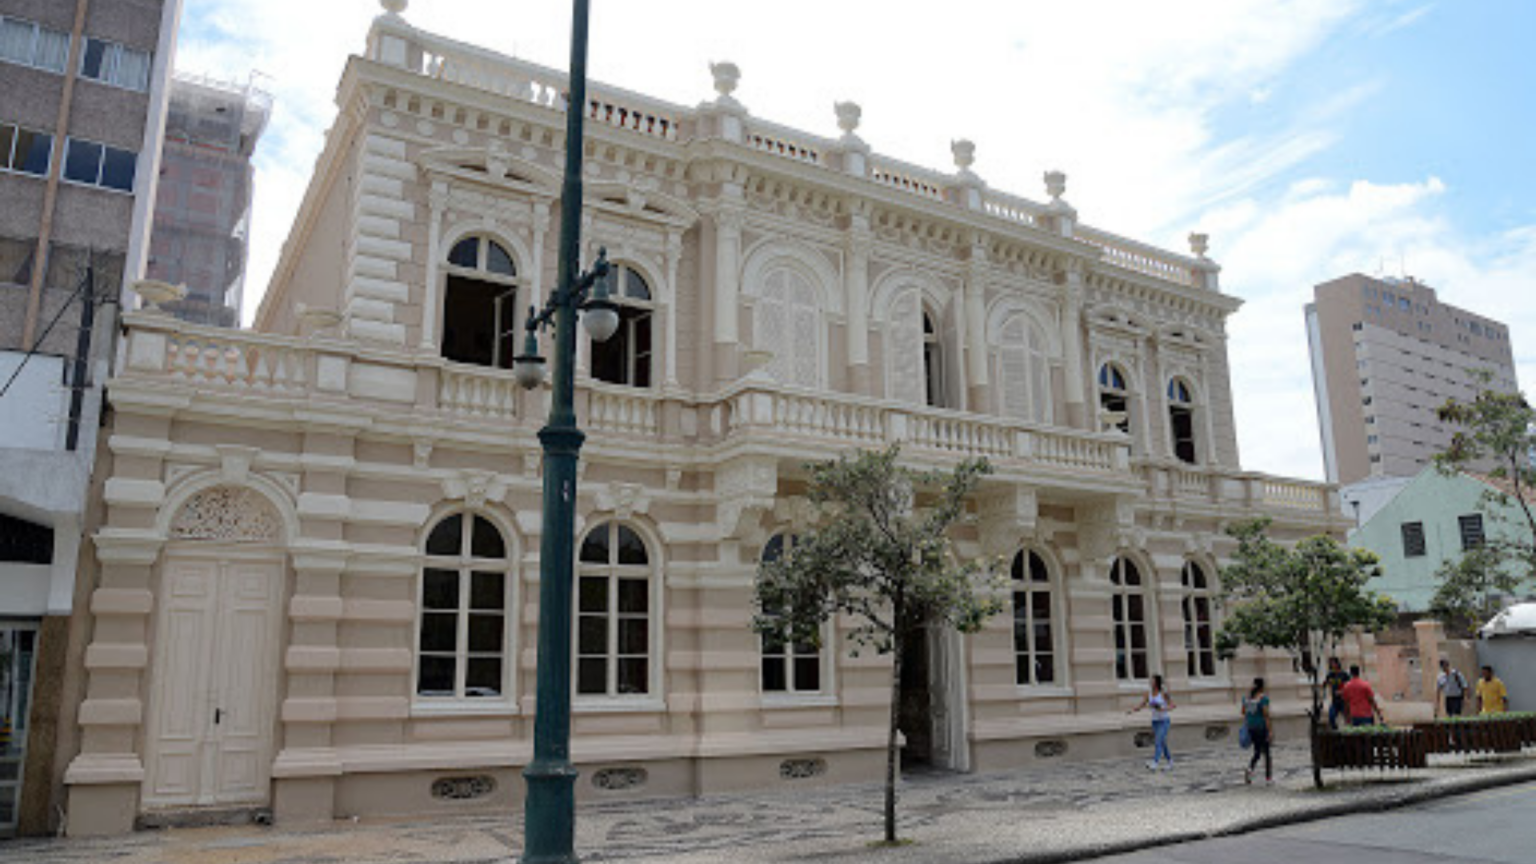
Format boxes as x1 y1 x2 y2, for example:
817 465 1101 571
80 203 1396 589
1188 232 1210 259
741 349 774 376
1044 170 1068 202
834 101 862 137
952 139 976 173
380 0 408 15
710 61 741 104
130 279 185 312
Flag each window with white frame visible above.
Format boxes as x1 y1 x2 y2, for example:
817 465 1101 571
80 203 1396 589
78 36 151 91
1099 363 1131 435
998 315 1050 422
755 265 821 389
1012 549 1056 685
1110 556 1150 681
0 15 70 74
577 521 654 697
590 263 653 387
417 512 514 700
62 137 136 192
759 533 823 694
441 235 520 368
1167 378 1197 464
1181 560 1216 678
0 122 53 177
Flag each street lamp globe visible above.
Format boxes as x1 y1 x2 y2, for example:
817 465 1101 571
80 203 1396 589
581 302 619 342
513 328 547 390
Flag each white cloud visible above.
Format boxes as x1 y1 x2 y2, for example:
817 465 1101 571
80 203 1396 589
172 0 1536 486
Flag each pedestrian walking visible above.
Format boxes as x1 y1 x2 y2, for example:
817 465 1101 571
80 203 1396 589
1436 658 1469 718
1338 664 1383 726
1241 677 1272 784
1128 674 1176 770
1476 665 1509 715
1324 657 1349 729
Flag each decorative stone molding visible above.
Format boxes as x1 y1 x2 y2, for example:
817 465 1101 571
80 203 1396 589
216 445 260 483
441 470 508 509
715 457 778 544
977 487 1039 558
771 495 817 532
594 482 650 521
591 766 647 791
169 486 282 543
1077 498 1137 571
778 757 826 780
431 775 496 800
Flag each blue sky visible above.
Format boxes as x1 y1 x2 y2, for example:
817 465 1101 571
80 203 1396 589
177 0 1536 481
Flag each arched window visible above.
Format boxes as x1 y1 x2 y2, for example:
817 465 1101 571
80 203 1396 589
759 533 822 694
417 512 514 700
1098 363 1131 435
923 311 945 408
1109 556 1150 681
441 235 520 368
1181 561 1216 678
590 263 653 387
577 521 654 696
1012 549 1056 685
1168 378 1197 464
755 266 821 389
998 315 1050 422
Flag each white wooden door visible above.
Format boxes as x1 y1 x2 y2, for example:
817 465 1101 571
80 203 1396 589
145 556 282 808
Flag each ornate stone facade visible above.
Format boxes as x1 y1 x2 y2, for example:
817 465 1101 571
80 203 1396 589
60 4 1361 836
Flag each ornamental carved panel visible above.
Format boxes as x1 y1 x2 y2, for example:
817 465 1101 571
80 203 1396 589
431 775 496 801
168 486 281 543
778 758 826 780
591 767 647 791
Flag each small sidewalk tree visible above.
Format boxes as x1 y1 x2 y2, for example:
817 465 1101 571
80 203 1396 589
753 446 1004 845
1434 383 1536 630
1215 517 1397 789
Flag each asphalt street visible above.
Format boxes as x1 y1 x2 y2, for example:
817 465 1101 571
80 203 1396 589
1092 781 1536 864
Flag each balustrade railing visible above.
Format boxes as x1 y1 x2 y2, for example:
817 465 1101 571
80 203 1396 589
982 191 1048 228
586 385 661 437
439 365 519 419
1076 226 1197 287
870 161 946 200
1260 478 1328 511
162 331 311 394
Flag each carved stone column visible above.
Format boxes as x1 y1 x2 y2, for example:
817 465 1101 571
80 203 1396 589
712 201 745 384
1059 265 1088 429
664 229 683 387
964 238 990 411
845 212 873 393
419 181 450 350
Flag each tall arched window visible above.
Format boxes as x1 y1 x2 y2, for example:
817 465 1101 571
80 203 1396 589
577 521 654 696
998 315 1050 422
1012 549 1056 685
441 235 519 368
759 533 822 694
590 263 653 387
1181 561 1216 678
755 266 821 389
417 512 514 700
923 311 945 408
1109 556 1150 681
1099 363 1131 435
1168 378 1197 464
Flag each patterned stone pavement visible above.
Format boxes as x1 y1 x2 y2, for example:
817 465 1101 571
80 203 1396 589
4 744 1532 864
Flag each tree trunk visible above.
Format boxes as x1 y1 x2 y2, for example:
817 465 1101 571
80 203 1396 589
1309 676 1324 789
884 634 903 844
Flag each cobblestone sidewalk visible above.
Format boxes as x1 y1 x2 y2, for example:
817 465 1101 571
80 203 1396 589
4 745 1533 864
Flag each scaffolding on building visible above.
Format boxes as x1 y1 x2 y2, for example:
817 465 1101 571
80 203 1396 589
147 72 273 328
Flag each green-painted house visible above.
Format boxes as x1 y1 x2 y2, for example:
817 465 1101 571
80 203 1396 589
1351 467 1536 611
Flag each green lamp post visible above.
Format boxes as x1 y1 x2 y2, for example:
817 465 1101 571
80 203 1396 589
512 1 619 861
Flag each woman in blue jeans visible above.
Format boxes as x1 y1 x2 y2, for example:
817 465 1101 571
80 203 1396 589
1242 677 1273 784
1129 674 1176 770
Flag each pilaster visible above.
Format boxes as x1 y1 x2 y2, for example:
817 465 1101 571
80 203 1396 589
345 132 415 345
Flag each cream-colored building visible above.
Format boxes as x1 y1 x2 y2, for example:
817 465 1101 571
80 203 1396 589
59 4 1361 836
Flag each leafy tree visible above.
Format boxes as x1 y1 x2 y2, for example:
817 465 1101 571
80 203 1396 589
753 446 1004 844
1435 384 1536 614
1215 517 1397 788
1429 543 1524 637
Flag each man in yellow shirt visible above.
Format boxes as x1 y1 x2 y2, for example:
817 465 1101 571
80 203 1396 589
1476 665 1508 715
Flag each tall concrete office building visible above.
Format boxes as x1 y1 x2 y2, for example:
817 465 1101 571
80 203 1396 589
0 0 183 836
1306 273 1519 486
147 73 271 328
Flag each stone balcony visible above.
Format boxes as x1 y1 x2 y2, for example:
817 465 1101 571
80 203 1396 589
115 314 1337 527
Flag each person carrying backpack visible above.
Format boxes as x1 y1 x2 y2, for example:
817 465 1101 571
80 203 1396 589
1437 658 1469 718
1241 677 1272 784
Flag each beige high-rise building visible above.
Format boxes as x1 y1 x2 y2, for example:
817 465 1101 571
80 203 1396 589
0 0 183 837
1306 273 1519 486
60 2 1358 836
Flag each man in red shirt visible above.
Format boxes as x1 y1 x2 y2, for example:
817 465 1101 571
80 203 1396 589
1338 665 1383 726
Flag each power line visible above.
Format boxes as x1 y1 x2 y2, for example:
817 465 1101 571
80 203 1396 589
0 264 100 401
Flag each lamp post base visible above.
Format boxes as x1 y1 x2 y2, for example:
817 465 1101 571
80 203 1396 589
521 759 580 864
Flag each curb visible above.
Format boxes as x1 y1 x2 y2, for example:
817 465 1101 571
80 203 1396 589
988 764 1536 864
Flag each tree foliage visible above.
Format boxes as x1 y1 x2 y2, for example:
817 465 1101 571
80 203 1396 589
1436 383 1536 563
1215 517 1397 787
1429 543 1524 637
753 446 1004 843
